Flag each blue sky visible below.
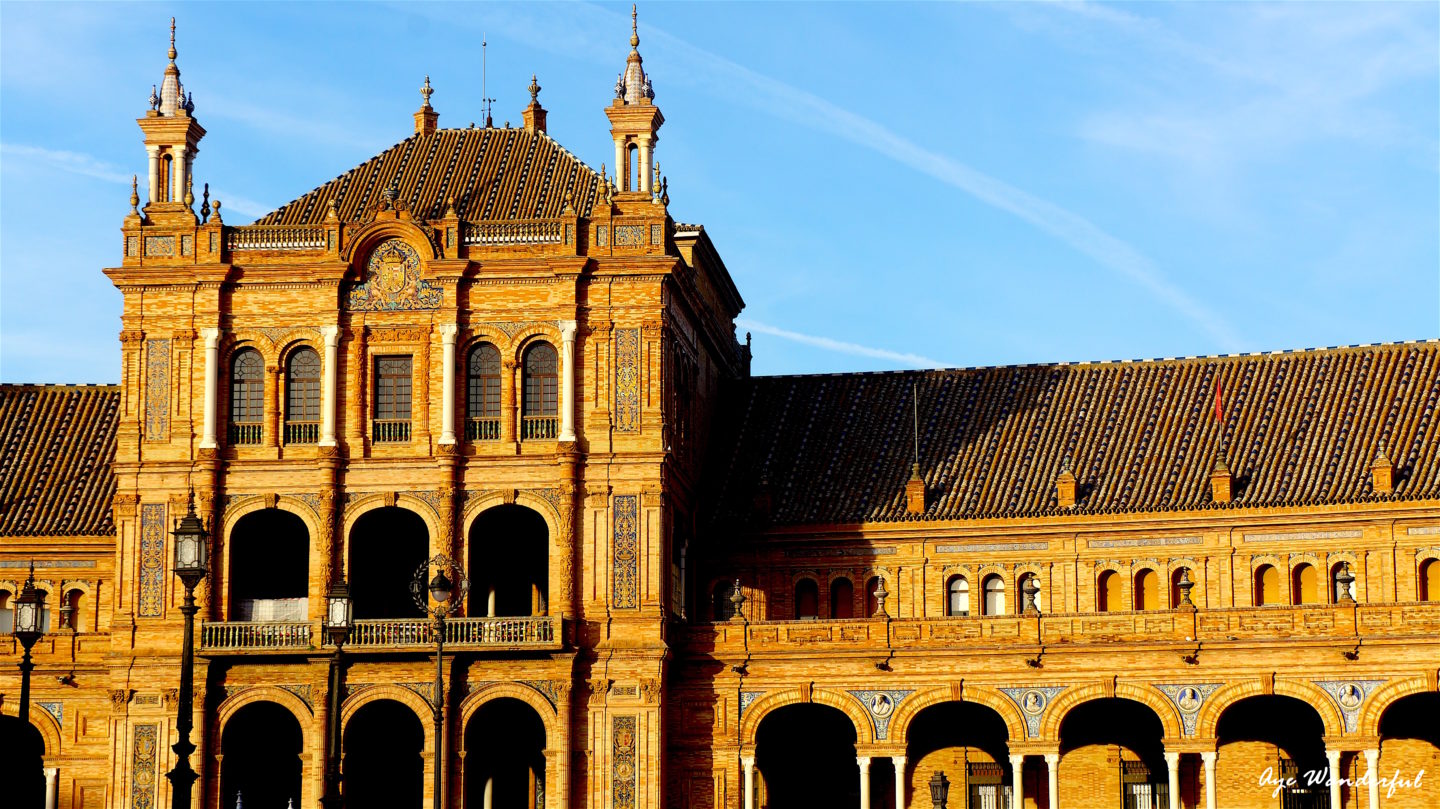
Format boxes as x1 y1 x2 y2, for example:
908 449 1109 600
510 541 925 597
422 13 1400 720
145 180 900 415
1 2 1436 382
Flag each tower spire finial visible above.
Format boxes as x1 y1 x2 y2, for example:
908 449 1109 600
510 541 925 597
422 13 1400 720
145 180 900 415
169 17 177 62
631 4 639 48
421 75 433 108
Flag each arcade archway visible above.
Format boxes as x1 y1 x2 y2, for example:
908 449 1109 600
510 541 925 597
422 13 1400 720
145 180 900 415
464 697 548 809
468 505 548 617
754 703 859 809
349 507 429 618
344 699 424 809
220 701 304 809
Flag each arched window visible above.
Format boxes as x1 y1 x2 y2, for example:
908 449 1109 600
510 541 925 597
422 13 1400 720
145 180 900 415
713 581 736 621
1254 564 1280 606
284 348 321 444
521 342 558 440
228 348 264 445
0 589 12 634
947 576 970 617
795 579 819 620
1291 563 1317 605
1096 570 1121 612
865 576 881 618
830 578 854 619
1016 572 1042 612
161 153 173 202
61 588 85 632
627 143 640 192
982 575 1006 616
1420 559 1439 602
466 343 501 441
1330 562 1356 603
1134 569 1159 611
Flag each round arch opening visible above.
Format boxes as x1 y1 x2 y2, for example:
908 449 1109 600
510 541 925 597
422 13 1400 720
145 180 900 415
463 697 547 809
468 505 549 617
230 508 310 621
221 701 304 809
349 507 429 619
906 701 1013 809
1215 695 1329 805
344 699 424 809
754 703 859 809
1058 698 1168 807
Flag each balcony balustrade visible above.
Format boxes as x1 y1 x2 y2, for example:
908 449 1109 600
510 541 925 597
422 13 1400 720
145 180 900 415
466 417 501 442
521 415 558 441
227 225 327 251
228 422 262 445
372 419 411 443
197 615 559 653
284 421 320 444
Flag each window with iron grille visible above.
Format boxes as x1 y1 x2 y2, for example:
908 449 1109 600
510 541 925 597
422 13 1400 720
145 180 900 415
229 348 264 444
467 343 502 441
374 355 413 421
523 342 558 416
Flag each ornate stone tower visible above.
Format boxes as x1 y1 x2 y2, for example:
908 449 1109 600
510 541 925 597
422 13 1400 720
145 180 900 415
606 5 664 195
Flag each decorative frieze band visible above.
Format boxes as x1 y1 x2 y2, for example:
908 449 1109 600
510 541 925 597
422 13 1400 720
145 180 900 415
937 542 1048 554
1406 526 1440 535
783 547 897 558
1243 529 1362 543
1089 536 1202 549
0 560 97 568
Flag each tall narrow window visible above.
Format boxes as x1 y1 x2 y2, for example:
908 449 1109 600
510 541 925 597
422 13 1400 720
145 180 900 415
1420 559 1438 602
795 579 819 620
373 355 413 443
284 348 321 444
228 348 264 445
1097 570 1121 612
982 575 1006 616
161 153 174 202
1133 569 1158 611
947 577 970 617
466 343 501 441
1292 563 1317 605
830 578 854 619
1254 564 1280 606
522 342 558 440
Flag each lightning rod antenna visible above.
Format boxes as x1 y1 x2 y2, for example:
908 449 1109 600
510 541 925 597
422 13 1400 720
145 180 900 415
482 36 494 128
912 380 920 467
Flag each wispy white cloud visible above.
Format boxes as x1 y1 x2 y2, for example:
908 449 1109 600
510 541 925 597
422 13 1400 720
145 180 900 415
208 190 271 220
739 318 951 369
1 143 131 184
203 94 395 155
443 3 1243 351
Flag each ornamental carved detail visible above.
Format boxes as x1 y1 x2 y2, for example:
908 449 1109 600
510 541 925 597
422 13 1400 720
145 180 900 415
346 239 441 311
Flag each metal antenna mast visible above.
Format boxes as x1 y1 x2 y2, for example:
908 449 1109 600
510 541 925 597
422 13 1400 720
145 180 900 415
482 36 496 127
912 380 920 467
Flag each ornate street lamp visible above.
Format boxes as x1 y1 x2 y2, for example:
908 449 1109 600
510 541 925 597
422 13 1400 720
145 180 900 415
321 580 354 809
411 555 468 809
12 561 46 722
928 769 949 809
166 492 209 809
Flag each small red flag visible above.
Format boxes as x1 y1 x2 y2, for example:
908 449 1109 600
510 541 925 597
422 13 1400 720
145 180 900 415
1214 377 1225 423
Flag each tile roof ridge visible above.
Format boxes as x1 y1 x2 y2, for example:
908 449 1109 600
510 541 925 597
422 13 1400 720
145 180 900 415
0 382 121 390
746 338 1440 381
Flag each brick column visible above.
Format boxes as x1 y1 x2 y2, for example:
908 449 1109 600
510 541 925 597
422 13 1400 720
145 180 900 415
438 324 458 444
558 320 577 442
199 328 220 448
319 325 340 446
501 360 518 444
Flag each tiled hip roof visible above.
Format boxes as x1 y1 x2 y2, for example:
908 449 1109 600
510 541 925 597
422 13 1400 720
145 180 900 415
706 341 1440 527
0 385 118 536
252 128 604 226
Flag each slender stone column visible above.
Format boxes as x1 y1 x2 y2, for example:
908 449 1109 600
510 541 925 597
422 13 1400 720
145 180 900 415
1044 753 1059 809
319 326 340 446
1325 748 1342 809
558 320 577 441
891 755 906 809
639 137 653 193
1200 751 1216 809
614 141 626 191
1009 754 1024 809
742 755 756 809
501 360 518 443
146 146 161 204
200 328 220 448
44 767 57 809
173 145 189 203
438 324 458 444
1364 748 1379 808
1164 752 1180 809
858 756 871 809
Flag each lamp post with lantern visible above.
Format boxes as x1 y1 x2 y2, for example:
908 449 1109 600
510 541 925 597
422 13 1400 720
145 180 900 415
165 492 209 809
928 769 950 809
411 555 468 809
321 580 354 809
12 561 47 722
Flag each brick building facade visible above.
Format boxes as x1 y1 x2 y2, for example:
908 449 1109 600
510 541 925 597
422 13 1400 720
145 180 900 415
2 15 1438 809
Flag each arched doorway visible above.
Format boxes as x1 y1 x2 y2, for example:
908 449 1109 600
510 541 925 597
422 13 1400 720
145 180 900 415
464 698 548 808
468 505 549 617
344 699 424 809
755 704 859 809
0 715 44 808
1058 698 1170 809
905 701 1013 809
1216 695 1330 807
349 508 429 618
221 701 304 809
230 509 309 620
1378 692 1440 809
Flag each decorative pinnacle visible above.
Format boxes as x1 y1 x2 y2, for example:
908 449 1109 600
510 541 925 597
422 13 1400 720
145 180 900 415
631 4 639 48
201 183 211 222
184 174 194 209
149 85 159 111
169 17 177 62
420 75 433 108
528 74 540 103
130 175 139 213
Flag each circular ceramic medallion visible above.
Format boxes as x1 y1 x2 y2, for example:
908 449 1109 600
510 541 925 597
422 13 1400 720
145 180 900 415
1021 690 1047 715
